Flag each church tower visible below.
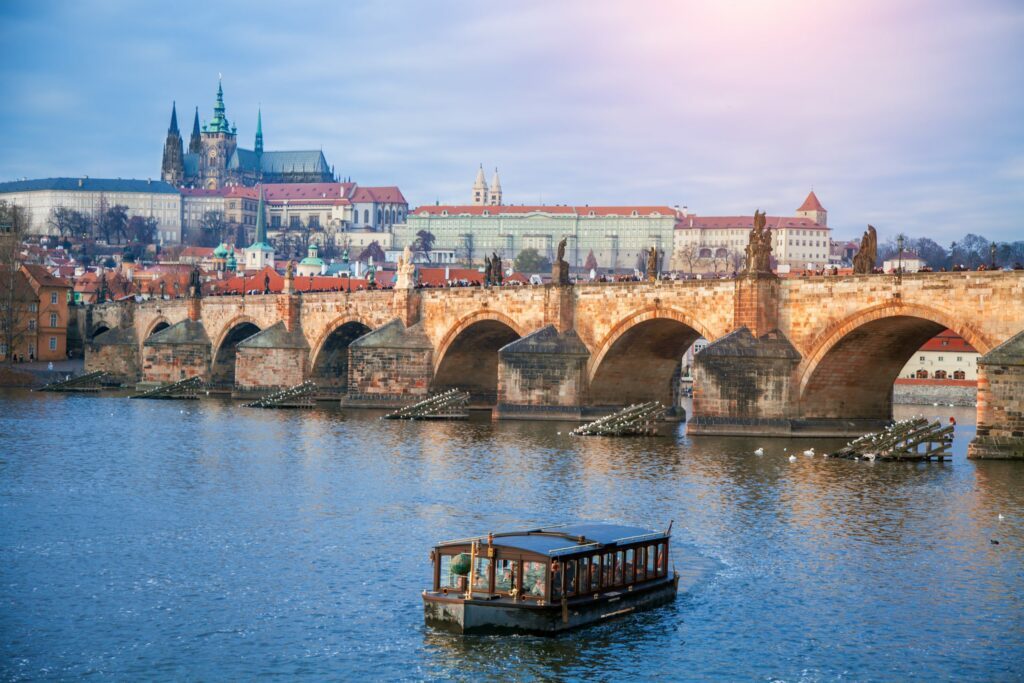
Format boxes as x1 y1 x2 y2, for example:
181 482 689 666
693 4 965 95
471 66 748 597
199 79 238 190
245 185 275 271
188 107 202 154
796 190 827 226
472 164 488 205
254 108 264 157
488 168 502 206
160 102 185 186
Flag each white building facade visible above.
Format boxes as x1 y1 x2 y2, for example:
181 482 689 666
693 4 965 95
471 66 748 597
0 177 183 244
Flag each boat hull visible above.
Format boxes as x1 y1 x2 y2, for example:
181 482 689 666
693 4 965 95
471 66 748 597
423 576 678 634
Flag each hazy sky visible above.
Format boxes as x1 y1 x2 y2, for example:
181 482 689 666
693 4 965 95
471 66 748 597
1 0 1022 242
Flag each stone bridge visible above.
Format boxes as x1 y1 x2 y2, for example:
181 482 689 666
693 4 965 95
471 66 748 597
86 271 1024 458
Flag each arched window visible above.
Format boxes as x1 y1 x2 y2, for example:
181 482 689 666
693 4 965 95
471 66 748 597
953 370 966 380
699 248 712 258
377 209 383 224
363 209 369 224
714 247 728 258
934 370 948 379
916 369 929 379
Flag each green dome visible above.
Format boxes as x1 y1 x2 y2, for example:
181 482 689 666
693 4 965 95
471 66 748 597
213 243 229 258
450 553 471 576
300 256 324 266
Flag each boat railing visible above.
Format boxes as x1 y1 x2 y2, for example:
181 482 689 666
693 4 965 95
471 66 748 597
612 532 668 545
548 542 602 556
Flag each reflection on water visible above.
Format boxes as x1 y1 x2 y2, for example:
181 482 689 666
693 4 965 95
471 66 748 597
1 391 1021 680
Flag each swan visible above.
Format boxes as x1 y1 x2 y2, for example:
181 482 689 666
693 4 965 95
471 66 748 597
803 448 815 457
788 455 797 462
754 447 764 456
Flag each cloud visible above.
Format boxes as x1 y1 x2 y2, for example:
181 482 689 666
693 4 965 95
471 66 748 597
0 0 1021 241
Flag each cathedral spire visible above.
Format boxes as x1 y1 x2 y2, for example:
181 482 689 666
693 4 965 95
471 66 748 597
254 185 267 245
208 77 232 134
189 107 201 153
254 108 264 156
168 101 179 135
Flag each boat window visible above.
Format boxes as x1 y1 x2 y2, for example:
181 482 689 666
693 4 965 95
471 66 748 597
439 555 462 589
472 557 491 592
636 546 647 581
494 559 518 594
551 560 563 599
603 553 614 588
522 561 547 598
575 557 588 595
646 544 656 576
590 554 601 591
625 548 635 584
615 550 625 585
657 542 668 576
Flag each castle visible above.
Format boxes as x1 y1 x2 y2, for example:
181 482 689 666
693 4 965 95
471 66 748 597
161 80 334 190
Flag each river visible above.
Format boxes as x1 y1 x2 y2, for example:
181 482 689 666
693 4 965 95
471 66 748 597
1 391 1022 681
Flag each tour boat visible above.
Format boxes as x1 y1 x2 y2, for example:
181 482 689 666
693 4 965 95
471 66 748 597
422 522 678 634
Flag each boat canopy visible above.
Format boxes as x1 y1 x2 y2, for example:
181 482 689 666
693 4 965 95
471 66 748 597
435 522 669 557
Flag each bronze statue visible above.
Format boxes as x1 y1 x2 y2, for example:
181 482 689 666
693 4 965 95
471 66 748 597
852 225 878 274
263 273 270 294
189 265 202 297
646 245 659 280
159 280 166 299
483 255 492 286
285 260 295 280
745 210 774 274
492 252 503 285
556 237 567 265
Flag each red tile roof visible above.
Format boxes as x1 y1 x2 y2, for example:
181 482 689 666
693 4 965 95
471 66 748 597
412 205 676 217
349 186 407 204
797 191 825 212
210 266 372 295
21 263 71 290
676 215 826 230
919 329 977 353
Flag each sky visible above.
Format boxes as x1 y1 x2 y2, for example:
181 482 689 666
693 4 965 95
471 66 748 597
1 0 1022 242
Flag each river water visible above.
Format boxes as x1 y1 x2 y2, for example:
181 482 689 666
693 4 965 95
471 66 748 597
1 391 1022 681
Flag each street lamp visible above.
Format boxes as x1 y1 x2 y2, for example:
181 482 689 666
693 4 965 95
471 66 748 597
897 234 905 275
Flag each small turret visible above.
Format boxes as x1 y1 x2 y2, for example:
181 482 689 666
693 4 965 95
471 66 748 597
488 168 502 206
472 164 488 206
796 190 827 226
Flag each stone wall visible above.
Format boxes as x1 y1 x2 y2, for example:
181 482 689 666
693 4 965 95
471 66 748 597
495 326 589 420
892 380 977 407
970 330 1024 459
85 341 140 385
142 343 210 384
344 319 433 406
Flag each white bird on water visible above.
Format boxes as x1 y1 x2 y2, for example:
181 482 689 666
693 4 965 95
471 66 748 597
998 513 1005 521
754 447 764 456
803 448 815 457
788 455 797 463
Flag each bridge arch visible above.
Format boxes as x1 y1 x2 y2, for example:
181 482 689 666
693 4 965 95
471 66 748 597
796 303 993 420
587 306 713 407
432 310 525 403
143 317 171 341
308 316 374 390
211 316 262 387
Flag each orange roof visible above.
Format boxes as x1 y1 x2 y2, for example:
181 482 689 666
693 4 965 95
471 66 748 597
412 205 677 217
210 266 372 295
919 329 977 353
350 186 407 204
676 215 826 230
21 263 71 290
797 191 826 212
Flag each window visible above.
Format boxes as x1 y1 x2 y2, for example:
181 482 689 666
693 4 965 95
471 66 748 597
308 214 320 228
953 370 966 380
522 561 547 598
916 369 929 378
934 370 948 379
363 209 370 223
657 542 668 576
472 556 490 592
590 554 601 591
28 319 36 331
574 557 587 595
957 356 963 362
50 292 58 305
438 555 462 589
49 337 57 351
49 313 58 327
919 356 925 362
603 553 614 588
937 356 944 362
29 302 38 313
289 215 301 229
271 215 281 228
636 547 647 582
615 550 624 585
494 559 518 594
625 548 635 584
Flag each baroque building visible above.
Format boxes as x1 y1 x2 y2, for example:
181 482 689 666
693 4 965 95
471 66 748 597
161 80 334 190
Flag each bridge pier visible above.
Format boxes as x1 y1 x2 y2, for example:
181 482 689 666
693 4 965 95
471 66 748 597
342 319 433 408
495 325 590 420
85 327 140 385
969 330 1024 459
141 320 212 385
233 322 310 398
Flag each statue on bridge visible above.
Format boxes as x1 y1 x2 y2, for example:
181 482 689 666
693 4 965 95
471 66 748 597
852 225 878 274
483 255 493 287
492 252 503 285
646 245 659 281
395 243 417 290
552 237 570 285
159 280 165 300
263 273 270 294
189 265 203 298
285 260 295 281
744 210 774 274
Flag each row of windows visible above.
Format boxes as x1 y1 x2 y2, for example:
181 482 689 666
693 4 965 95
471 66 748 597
438 542 668 600
0 338 57 356
913 369 966 379
918 355 964 362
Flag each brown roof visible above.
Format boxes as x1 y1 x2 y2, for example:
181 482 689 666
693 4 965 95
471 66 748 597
676 215 826 230
796 191 826 212
349 186 407 204
21 263 72 290
412 205 676 217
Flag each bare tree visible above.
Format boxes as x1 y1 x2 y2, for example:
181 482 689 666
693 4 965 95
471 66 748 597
48 207 91 239
0 201 31 364
727 248 745 274
675 243 699 275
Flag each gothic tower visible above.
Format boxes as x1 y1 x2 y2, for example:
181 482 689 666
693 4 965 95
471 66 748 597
488 168 502 206
472 164 488 205
188 107 202 154
198 79 238 190
254 108 264 157
160 102 185 186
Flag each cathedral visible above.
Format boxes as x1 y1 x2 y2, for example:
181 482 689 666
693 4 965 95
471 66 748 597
161 80 335 189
